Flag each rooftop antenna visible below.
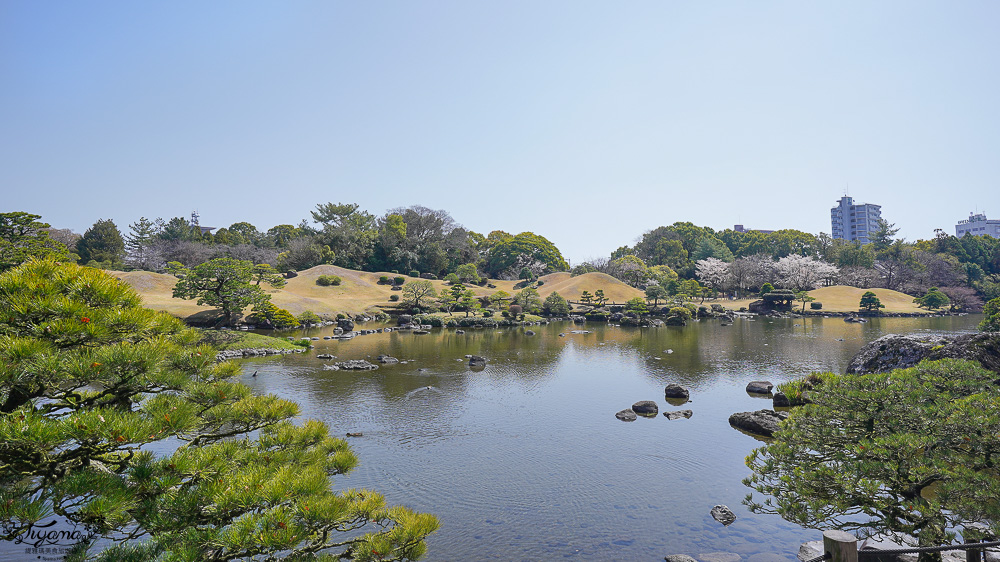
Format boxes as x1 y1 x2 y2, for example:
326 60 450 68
190 210 200 227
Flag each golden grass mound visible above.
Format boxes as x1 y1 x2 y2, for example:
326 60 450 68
807 285 924 314
536 272 644 303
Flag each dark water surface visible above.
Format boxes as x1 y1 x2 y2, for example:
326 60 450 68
237 315 981 561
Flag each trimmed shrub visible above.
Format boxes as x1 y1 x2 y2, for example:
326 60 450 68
444 273 460 284
419 273 438 280
810 302 823 310
409 270 420 278
316 274 342 286
508 304 523 316
393 276 406 286
378 275 389 284
336 313 346 320
389 294 400 301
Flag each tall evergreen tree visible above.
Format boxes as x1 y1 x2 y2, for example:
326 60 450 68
76 218 125 268
0 259 438 560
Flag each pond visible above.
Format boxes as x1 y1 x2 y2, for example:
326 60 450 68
231 314 982 561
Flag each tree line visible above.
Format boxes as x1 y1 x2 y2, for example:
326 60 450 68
4 209 999 309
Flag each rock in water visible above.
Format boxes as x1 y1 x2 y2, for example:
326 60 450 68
632 401 659 416
728 409 788 437
663 410 693 420
615 409 637 422
772 391 790 407
334 360 378 371
665 556 698 562
664 384 690 400
746 380 774 394
468 355 487 367
848 333 1000 375
710 505 737 526
376 355 399 364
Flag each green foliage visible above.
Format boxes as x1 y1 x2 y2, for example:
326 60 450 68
390 294 400 301
0 260 437 559
593 289 607 307
455 263 480 284
542 291 570 315
859 290 885 312
512 287 542 313
401 280 437 310
484 232 568 278
810 302 823 310
316 274 342 286
277 238 335 272
666 306 692 324
744 359 1000 557
0 212 71 271
409 270 420 278
625 297 649 317
644 284 668 306
172 258 285 325
297 311 322 325
759 282 774 297
914 287 950 310
394 276 406 286
609 254 649 287
444 272 460 284
981 297 1000 332
379 275 390 284
795 290 816 313
247 302 301 329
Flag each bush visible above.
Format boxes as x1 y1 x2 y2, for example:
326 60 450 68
336 313 346 320
316 274 341 286
482 309 494 317
810 302 823 310
508 304 523 316
394 276 406 286
444 273 460 284
536 280 544 286
409 270 420 278
419 273 438 280
669 306 693 321
390 294 400 301
379 275 389 284
298 311 321 325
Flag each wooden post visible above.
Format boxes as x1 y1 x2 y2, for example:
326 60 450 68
823 530 858 562
965 536 982 562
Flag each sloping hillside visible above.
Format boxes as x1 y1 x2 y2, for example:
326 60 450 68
537 272 645 303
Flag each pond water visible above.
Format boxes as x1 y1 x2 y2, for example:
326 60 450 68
1 315 980 562
232 314 981 561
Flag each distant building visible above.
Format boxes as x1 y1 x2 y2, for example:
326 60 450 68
190 210 216 236
733 224 774 234
830 196 881 244
955 212 1000 238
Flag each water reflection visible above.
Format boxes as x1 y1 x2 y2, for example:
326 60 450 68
233 316 983 561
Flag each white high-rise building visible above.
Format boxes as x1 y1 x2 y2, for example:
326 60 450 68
955 212 1000 238
830 196 882 244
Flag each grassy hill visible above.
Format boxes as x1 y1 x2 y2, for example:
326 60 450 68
114 266 925 320
114 266 646 320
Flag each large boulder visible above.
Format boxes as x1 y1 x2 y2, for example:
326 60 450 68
847 333 1000 375
468 355 487 367
664 384 690 400
397 314 413 326
337 319 355 332
746 380 774 394
632 400 658 416
729 409 788 437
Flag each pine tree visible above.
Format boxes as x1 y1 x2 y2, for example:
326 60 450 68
0 260 437 560
125 217 160 270
76 218 125 268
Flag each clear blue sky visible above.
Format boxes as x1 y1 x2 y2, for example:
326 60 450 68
3 1 998 264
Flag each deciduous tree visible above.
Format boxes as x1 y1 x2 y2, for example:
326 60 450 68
401 280 436 311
